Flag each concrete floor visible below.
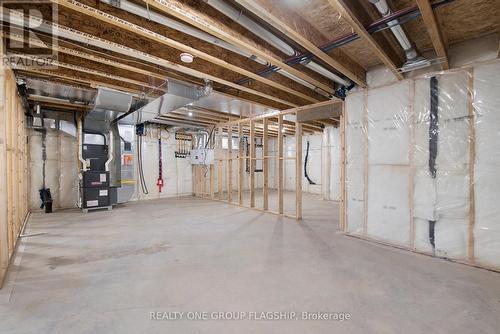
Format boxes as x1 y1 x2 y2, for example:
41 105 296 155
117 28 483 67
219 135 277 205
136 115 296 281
1 193 499 334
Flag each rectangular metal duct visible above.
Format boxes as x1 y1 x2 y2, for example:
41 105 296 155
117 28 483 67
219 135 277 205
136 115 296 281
121 80 211 125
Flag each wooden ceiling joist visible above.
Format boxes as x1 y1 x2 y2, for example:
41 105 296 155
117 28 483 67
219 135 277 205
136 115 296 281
328 0 404 80
140 0 336 94
51 0 322 105
235 0 366 87
6 9 297 108
11 53 165 92
15 68 149 95
415 0 449 70
28 95 93 110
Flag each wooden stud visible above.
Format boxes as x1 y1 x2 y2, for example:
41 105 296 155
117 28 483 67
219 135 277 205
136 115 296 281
238 123 244 205
467 69 476 262
362 90 369 236
0 52 9 285
295 121 303 219
217 127 223 200
409 81 416 250
278 115 284 214
249 120 255 208
340 107 346 231
210 129 215 199
227 125 233 203
263 118 269 211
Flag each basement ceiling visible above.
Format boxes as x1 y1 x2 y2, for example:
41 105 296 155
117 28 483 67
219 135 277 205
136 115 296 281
3 0 499 130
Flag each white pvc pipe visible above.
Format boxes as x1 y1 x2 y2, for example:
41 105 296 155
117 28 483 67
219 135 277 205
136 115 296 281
207 0 296 57
77 119 87 172
369 0 416 59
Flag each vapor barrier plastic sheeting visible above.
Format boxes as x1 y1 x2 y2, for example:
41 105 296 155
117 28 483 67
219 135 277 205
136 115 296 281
473 62 500 268
29 129 77 210
345 91 365 235
344 61 500 269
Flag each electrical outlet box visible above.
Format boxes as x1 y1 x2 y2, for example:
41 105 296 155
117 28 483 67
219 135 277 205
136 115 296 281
190 149 215 165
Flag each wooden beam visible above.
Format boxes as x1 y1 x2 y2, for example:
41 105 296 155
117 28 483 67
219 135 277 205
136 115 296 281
235 0 366 87
295 121 303 219
328 0 404 80
51 0 317 105
219 100 340 126
263 118 269 211
141 0 335 94
415 0 449 70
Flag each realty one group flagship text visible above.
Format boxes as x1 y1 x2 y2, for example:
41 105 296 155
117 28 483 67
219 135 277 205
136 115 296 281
150 311 351 321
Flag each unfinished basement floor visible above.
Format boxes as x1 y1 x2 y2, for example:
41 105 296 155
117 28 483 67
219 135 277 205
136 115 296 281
1 193 499 334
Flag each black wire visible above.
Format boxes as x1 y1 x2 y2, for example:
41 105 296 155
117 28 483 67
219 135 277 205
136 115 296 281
304 141 316 185
137 135 149 194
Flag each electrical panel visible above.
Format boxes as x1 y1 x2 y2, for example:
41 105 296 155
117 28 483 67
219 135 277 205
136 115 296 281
190 149 215 165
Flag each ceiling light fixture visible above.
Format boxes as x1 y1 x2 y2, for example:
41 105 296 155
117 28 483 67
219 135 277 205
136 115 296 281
180 52 194 63
188 111 193 117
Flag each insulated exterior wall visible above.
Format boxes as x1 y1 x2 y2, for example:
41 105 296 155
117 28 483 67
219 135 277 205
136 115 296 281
473 62 500 268
345 92 365 235
322 126 341 201
366 82 411 246
0 64 29 287
344 60 500 270
29 129 78 210
413 72 471 258
135 127 192 200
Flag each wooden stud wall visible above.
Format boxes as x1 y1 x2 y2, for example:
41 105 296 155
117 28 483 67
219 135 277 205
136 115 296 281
0 62 29 288
341 68 497 271
190 101 334 220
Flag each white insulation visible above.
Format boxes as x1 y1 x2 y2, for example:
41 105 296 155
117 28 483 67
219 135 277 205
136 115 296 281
345 60 500 269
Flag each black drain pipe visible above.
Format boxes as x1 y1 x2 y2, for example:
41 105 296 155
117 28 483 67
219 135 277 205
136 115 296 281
428 76 439 251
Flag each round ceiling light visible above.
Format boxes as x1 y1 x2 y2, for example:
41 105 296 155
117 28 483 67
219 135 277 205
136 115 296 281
180 53 194 63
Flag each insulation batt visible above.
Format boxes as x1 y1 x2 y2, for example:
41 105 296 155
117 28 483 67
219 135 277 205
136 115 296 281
344 60 500 268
